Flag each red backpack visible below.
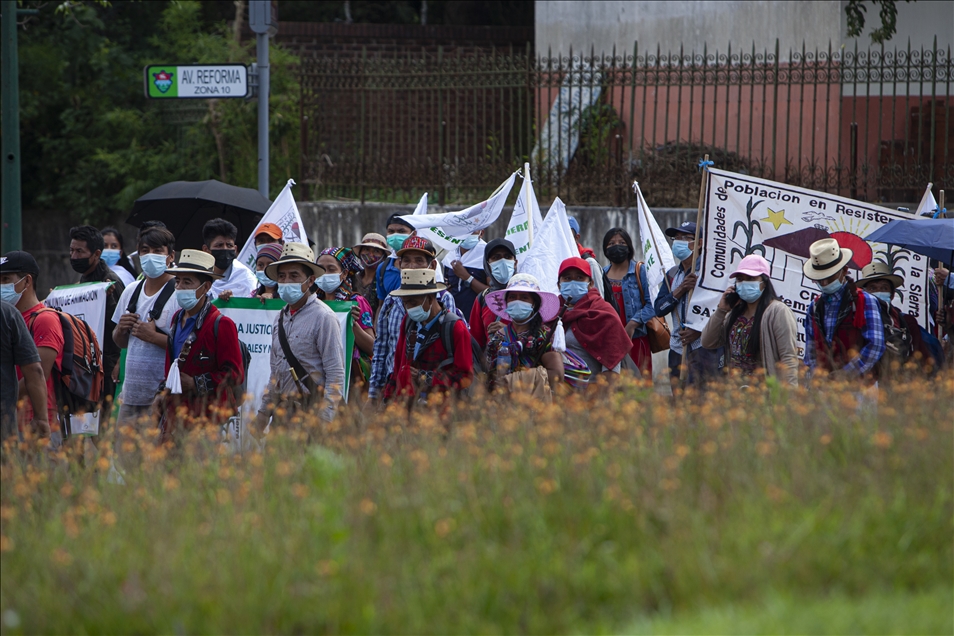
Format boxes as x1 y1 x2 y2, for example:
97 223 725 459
27 307 105 416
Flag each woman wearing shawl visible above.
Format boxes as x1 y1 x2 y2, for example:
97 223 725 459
557 257 633 379
252 243 283 299
484 274 564 393
316 247 376 388
469 238 518 349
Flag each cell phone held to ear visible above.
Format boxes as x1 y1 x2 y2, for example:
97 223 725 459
724 290 741 307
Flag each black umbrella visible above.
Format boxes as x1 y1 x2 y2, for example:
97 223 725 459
127 180 271 251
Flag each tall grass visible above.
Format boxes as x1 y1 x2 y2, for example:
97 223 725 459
2 375 952 633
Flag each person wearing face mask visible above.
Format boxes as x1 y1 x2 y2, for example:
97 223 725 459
377 215 416 300
470 238 518 349
253 223 284 252
602 228 659 376
390 268 474 403
443 229 489 319
111 227 179 433
654 221 724 387
155 250 244 444
316 247 376 390
70 225 125 416
251 243 283 300
700 255 798 386
369 236 462 404
101 227 137 286
201 218 258 302
802 238 885 380
855 262 938 376
483 273 564 394
353 233 390 317
557 257 633 380
251 243 346 432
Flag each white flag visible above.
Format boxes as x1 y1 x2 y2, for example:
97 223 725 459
915 183 937 217
236 179 307 270
398 172 517 237
411 192 466 254
517 197 578 294
634 182 675 304
505 173 545 257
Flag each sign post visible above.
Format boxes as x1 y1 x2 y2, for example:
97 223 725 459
143 64 249 99
249 0 278 200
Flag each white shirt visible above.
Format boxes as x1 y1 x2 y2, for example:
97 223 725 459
111 279 177 406
211 260 258 298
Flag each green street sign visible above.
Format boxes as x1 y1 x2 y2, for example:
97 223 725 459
144 64 249 99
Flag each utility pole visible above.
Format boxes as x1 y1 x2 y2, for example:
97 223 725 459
249 1 277 199
1 2 34 253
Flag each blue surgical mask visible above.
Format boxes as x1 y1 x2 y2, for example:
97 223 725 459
672 240 693 262
490 259 515 285
872 291 893 304
278 282 306 305
0 278 24 305
140 254 169 279
406 302 430 323
560 280 589 303
256 270 274 288
735 281 763 303
387 234 409 252
176 287 203 311
507 300 534 322
316 273 341 294
818 278 845 296
460 235 479 251
101 249 121 267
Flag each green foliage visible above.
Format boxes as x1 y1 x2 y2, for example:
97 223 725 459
1 377 952 633
18 1 300 226
844 0 911 45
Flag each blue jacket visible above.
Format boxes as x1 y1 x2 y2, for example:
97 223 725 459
375 258 402 299
604 261 657 338
654 262 695 324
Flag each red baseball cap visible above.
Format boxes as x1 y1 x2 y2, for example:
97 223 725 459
396 236 436 258
255 223 283 241
558 257 592 278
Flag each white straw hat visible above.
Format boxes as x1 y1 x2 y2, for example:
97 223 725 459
802 238 853 280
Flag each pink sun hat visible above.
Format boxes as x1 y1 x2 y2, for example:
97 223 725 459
729 254 771 279
485 273 561 323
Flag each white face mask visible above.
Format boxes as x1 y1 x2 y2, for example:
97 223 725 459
316 273 342 294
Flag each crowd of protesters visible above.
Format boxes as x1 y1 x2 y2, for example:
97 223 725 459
2 212 951 451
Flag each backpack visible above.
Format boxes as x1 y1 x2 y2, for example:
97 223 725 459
438 313 489 374
126 279 176 332
215 314 252 397
28 307 104 416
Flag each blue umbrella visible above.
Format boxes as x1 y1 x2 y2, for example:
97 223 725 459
864 218 954 265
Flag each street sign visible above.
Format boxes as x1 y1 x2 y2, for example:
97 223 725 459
144 64 248 99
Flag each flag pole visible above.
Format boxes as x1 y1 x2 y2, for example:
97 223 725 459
680 153 710 383
524 162 534 247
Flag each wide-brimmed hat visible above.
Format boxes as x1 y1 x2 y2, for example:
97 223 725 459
665 221 698 238
802 238 853 280
265 242 325 281
730 254 771 279
254 222 283 241
486 273 561 323
856 261 903 290
166 249 224 279
390 268 446 297
395 236 437 259
354 233 389 253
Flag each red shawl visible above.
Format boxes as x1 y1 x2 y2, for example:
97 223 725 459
562 289 632 369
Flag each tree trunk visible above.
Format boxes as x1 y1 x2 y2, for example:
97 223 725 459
232 0 245 45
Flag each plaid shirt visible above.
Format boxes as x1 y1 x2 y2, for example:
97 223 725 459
368 290 460 398
803 285 885 376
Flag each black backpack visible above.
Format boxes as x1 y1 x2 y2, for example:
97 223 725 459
438 313 489 374
214 315 252 397
126 279 176 332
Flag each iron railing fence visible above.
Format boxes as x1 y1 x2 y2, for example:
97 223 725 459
300 40 952 207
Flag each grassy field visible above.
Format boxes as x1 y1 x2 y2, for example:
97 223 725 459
1 375 952 634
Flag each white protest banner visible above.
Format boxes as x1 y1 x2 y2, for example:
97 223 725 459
915 183 938 217
517 197 578 294
410 193 464 254
686 168 931 360
237 179 307 270
634 181 676 304
44 281 112 436
398 172 517 237
505 169 544 257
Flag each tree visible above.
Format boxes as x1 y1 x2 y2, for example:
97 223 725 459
844 0 913 45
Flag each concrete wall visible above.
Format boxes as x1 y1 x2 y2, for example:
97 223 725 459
535 0 952 60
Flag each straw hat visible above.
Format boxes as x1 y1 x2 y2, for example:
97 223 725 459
354 233 389 252
166 249 223 279
802 238 853 280
485 273 561 322
265 242 325 281
856 261 903 290
390 268 446 297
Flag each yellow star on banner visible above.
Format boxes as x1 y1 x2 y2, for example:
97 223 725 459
760 207 793 231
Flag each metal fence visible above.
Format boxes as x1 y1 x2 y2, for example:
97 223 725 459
300 40 952 207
